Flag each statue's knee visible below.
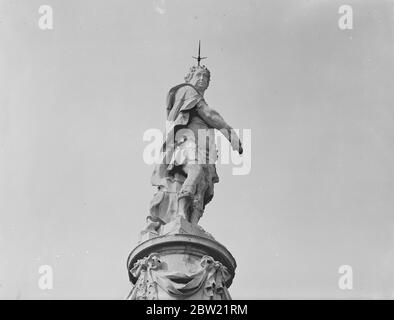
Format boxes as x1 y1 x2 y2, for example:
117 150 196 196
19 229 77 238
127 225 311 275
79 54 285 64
178 184 195 198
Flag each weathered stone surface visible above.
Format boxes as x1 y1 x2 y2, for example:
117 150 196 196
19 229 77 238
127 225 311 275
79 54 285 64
161 216 215 239
126 234 236 300
140 216 214 243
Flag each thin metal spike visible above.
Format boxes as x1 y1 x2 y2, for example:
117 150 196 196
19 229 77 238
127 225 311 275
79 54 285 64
192 40 207 66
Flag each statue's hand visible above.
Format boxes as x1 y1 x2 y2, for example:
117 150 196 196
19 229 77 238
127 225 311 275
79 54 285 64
231 138 243 155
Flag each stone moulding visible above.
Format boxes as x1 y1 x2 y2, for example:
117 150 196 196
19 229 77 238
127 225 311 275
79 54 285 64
127 234 237 290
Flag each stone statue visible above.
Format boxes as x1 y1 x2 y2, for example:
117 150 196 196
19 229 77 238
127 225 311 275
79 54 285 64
128 43 239 300
142 47 243 240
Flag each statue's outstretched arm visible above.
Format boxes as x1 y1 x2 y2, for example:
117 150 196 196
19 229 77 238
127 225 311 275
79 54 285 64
196 101 243 154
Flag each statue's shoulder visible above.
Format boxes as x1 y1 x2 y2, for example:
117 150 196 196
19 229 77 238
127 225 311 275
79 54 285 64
168 83 199 100
166 83 200 116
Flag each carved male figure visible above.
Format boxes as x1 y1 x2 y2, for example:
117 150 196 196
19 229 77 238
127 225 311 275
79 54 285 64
149 64 243 230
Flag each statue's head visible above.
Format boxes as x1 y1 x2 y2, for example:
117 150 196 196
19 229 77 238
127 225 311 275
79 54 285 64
184 65 211 93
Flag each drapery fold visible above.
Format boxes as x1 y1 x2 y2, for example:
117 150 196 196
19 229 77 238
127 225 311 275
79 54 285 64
127 254 231 300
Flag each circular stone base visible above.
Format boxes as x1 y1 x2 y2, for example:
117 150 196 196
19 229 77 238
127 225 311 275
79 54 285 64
127 234 237 287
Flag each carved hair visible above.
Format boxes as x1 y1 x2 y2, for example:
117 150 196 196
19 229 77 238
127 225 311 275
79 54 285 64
184 65 211 84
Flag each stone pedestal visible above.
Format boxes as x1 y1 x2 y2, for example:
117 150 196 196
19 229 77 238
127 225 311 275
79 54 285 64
126 234 236 300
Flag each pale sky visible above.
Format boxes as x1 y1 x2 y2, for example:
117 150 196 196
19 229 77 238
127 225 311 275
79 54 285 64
1 0 394 299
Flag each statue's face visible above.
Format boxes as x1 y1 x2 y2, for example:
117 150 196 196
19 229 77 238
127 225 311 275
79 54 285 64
190 69 209 92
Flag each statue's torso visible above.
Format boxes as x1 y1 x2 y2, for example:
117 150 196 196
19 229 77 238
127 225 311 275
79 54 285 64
174 109 217 165
165 84 218 165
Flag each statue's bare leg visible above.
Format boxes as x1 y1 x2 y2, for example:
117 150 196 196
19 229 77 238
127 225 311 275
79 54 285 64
189 208 203 225
189 175 208 225
177 163 204 221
